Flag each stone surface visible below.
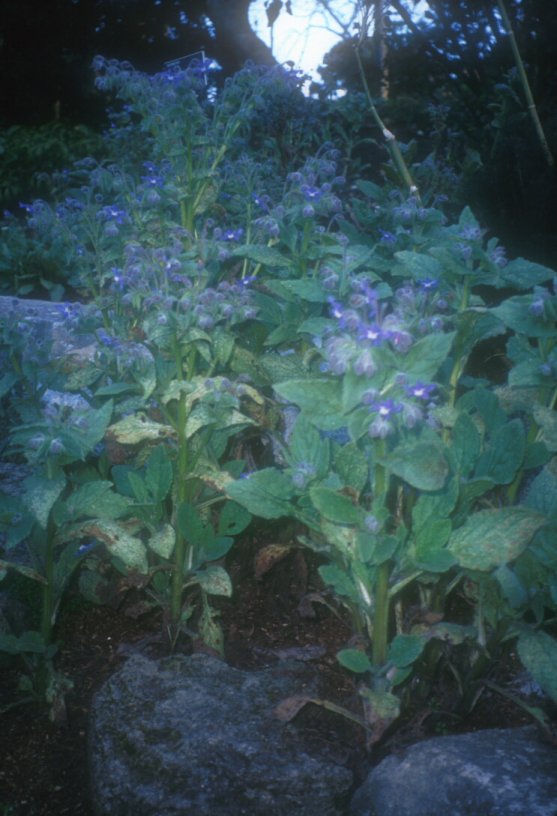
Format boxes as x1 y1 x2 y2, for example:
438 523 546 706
350 726 557 816
88 652 353 816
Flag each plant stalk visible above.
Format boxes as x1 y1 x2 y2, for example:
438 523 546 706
496 0 554 167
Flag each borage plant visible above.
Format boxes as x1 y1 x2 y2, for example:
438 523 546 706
228 201 557 745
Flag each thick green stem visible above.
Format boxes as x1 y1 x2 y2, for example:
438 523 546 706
354 42 420 198
371 439 391 670
40 520 55 647
372 560 391 669
171 388 189 625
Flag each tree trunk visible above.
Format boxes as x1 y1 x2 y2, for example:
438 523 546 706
206 0 277 75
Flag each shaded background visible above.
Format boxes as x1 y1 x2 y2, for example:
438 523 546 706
1 0 556 265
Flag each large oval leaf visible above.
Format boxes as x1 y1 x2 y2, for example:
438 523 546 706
310 486 361 525
148 523 175 559
227 469 296 519
383 442 448 491
517 629 557 704
448 507 546 571
78 519 148 573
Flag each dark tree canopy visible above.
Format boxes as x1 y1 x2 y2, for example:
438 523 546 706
0 0 275 125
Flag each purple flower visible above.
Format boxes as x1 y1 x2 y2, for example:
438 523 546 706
529 297 545 317
371 399 403 419
141 163 164 187
97 205 130 225
418 278 439 292
364 514 381 534
379 230 396 245
97 329 118 348
353 348 377 377
49 438 65 455
358 323 386 346
368 415 393 439
301 185 322 201
389 329 413 353
328 297 344 320
401 401 423 429
292 462 317 489
406 382 436 400
458 225 485 242
488 246 507 267
222 228 244 242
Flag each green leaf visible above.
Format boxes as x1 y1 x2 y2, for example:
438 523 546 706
0 558 47 584
233 244 291 268
493 295 557 338
148 523 175 558
127 471 150 503
469 387 506 433
498 258 555 290
494 564 528 608
448 507 546 571
79 399 114 455
475 419 525 484
0 630 47 655
517 629 557 704
23 472 66 529
356 533 398 565
509 360 548 387
194 566 232 597
399 331 456 381
450 412 481 477
213 328 235 367
107 413 174 444
53 540 86 596
273 378 345 430
359 688 401 720
0 492 30 540
288 414 330 476
341 364 389 413
523 462 557 517
383 441 448 491
533 406 557 452
198 597 224 657
310 486 361 525
58 480 130 523
413 518 453 570
456 477 494 507
414 549 456 573
318 564 359 601
80 519 148 573
334 443 369 496
388 634 426 668
270 279 329 302
176 502 206 545
412 480 459 529
321 519 359 558
217 502 252 536
144 444 173 502
0 371 18 398
200 535 234 562
337 648 372 673
427 622 475 645
394 250 443 281
227 468 296 519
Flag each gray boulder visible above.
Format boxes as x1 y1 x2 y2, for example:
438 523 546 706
88 652 353 816
350 726 557 816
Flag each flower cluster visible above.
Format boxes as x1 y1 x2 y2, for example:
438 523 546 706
315 276 443 437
